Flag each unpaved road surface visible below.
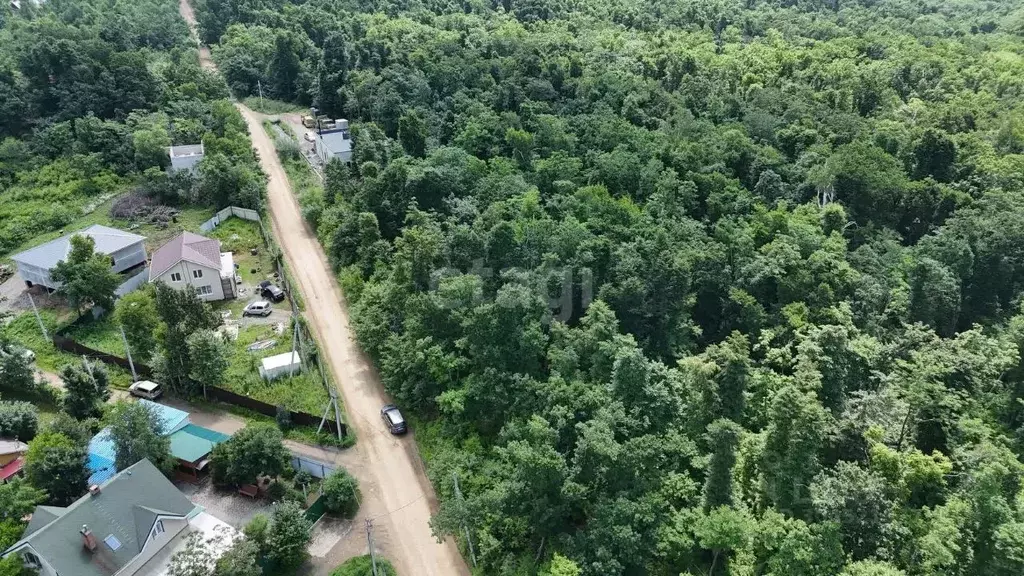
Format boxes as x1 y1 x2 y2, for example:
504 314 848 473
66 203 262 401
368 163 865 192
177 2 469 574
240 104 470 576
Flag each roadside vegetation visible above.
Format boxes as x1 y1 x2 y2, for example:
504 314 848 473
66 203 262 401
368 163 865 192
197 0 1024 574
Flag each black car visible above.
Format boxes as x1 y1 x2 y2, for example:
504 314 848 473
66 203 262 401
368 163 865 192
259 281 286 302
380 404 407 435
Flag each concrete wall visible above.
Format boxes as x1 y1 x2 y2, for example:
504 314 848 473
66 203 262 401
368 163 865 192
153 260 225 301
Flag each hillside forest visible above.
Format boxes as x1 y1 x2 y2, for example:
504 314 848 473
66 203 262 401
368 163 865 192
0 0 265 258
8 0 1024 574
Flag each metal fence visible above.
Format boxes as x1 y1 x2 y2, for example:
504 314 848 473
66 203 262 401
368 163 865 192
198 206 262 232
290 454 336 479
114 266 149 297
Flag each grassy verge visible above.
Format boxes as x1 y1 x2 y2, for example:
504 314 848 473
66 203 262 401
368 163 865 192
1 312 133 388
207 217 276 286
191 398 355 449
243 96 305 115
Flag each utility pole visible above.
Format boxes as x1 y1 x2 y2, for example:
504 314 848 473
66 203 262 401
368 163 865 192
365 519 378 576
27 293 48 340
453 472 478 567
119 326 137 382
257 80 264 110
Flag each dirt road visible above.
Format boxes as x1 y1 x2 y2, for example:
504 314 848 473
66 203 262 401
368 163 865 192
239 105 470 576
175 2 470 573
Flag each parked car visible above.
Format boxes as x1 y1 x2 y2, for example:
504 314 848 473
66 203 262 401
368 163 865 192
243 301 273 317
303 131 315 142
129 380 163 400
259 282 286 303
380 404 407 435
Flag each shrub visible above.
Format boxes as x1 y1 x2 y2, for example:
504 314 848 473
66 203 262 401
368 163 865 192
330 555 397 576
275 404 292 430
321 468 360 517
0 402 38 441
266 480 287 502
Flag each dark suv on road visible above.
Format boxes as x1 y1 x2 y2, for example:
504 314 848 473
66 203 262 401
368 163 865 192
380 404 407 435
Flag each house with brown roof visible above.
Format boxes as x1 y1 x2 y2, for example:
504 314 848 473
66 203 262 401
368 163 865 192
148 232 236 301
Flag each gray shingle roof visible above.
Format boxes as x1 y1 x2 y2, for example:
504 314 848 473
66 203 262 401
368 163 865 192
10 225 145 270
149 232 222 280
7 459 196 576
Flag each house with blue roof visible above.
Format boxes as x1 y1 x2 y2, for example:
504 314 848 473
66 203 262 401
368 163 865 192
87 401 226 484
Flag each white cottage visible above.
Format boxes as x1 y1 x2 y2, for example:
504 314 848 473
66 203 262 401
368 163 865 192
149 232 236 301
168 144 204 173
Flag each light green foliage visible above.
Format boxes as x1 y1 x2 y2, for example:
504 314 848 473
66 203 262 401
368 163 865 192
329 555 397 576
50 235 121 315
265 501 312 571
321 468 360 517
114 289 160 364
211 424 289 486
107 401 173 473
186 329 230 392
0 402 39 441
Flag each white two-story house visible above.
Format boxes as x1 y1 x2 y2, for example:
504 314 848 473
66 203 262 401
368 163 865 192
148 232 236 301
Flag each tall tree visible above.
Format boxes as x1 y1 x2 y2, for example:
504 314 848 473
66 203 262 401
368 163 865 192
115 288 159 364
703 419 743 510
60 360 111 420
186 329 229 396
24 432 88 506
107 401 173 473
50 235 121 314
265 501 312 571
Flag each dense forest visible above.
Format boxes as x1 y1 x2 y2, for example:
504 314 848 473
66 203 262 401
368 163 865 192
200 0 1024 574
0 0 264 258
7 0 1024 573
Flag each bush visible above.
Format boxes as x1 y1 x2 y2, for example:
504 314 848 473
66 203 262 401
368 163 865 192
266 480 287 502
321 468 360 517
330 555 397 576
275 404 292 430
0 402 38 441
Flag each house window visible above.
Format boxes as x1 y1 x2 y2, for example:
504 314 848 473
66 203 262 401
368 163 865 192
152 520 165 540
170 272 182 282
104 535 122 551
193 269 203 279
23 552 40 568
197 285 213 295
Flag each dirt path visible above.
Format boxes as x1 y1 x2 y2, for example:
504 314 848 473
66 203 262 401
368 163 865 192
178 0 216 71
238 104 470 576
176 2 470 573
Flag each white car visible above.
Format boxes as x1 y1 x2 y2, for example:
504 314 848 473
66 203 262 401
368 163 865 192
303 131 315 142
129 380 163 400
243 301 273 317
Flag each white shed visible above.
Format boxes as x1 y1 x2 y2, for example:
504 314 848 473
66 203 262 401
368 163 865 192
258 351 302 381
168 144 205 173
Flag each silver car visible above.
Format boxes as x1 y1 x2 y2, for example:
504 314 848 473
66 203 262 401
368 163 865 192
243 301 273 317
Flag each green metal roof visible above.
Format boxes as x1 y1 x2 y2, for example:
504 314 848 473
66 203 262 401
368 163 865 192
6 459 196 576
169 424 230 464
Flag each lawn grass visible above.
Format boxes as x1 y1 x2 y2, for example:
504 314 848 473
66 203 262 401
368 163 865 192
223 323 331 415
0 311 134 388
242 96 305 115
61 314 125 357
191 398 354 449
207 217 276 286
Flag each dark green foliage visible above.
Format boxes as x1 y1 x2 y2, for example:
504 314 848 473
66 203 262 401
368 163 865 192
0 402 38 441
265 501 312 571
321 468 360 517
50 235 121 315
60 360 111 420
211 423 290 486
24 432 88 507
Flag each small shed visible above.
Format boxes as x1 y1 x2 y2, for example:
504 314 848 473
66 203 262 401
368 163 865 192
259 351 302 380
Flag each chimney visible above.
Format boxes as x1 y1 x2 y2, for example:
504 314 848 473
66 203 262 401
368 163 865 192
88 484 101 496
81 525 97 551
